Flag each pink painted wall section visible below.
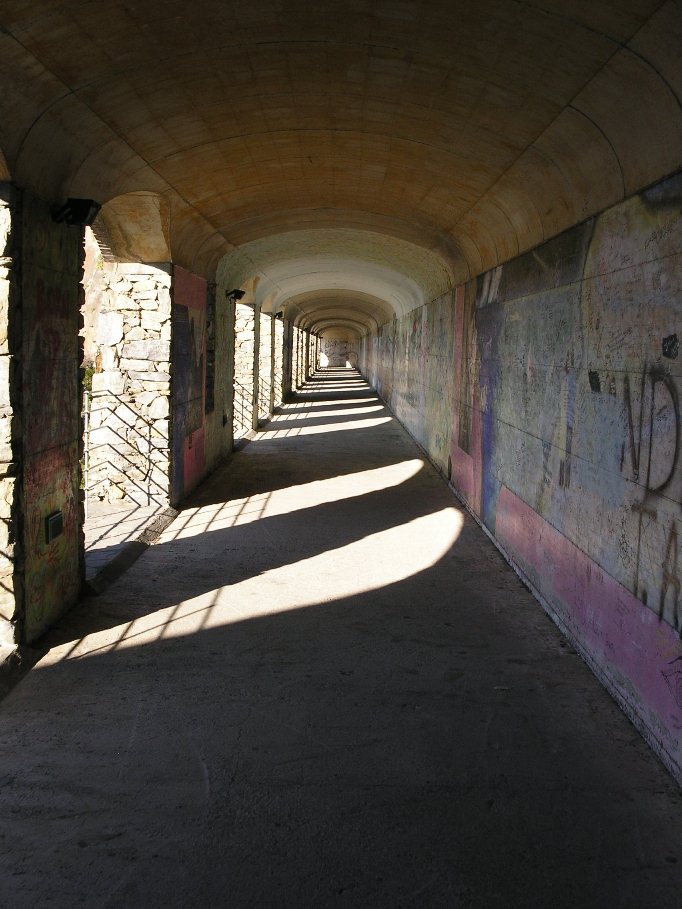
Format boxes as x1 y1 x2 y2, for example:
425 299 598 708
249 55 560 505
362 169 682 780
496 485 682 769
444 169 682 779
171 265 207 503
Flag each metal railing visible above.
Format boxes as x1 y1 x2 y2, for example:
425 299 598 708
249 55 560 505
82 390 169 517
233 378 253 439
258 374 271 423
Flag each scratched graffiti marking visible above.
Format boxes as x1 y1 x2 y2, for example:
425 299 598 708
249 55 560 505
662 657 682 710
662 334 679 360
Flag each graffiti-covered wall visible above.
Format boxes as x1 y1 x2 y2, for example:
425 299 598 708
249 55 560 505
171 266 207 503
361 170 682 780
361 293 456 476
21 193 83 642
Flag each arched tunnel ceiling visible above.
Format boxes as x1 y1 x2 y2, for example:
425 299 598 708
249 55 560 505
282 289 395 333
216 229 452 327
0 1 680 319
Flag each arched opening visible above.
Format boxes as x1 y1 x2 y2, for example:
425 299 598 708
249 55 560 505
80 193 174 583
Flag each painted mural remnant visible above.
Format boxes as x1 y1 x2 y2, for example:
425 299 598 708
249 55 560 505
444 170 682 779
171 266 207 503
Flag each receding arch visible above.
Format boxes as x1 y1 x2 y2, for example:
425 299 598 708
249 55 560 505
94 192 171 263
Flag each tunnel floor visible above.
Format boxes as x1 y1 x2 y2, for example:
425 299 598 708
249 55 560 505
1 369 681 908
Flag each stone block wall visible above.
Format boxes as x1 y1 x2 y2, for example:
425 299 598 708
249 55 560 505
86 255 172 506
258 311 272 422
0 186 20 652
293 327 305 388
234 302 255 437
274 317 284 406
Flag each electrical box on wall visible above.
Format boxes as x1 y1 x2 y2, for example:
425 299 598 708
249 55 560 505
45 511 63 544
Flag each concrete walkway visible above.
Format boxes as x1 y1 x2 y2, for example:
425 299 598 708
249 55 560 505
84 500 175 585
1 371 681 908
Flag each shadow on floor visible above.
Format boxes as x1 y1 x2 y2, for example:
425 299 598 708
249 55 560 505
1 370 681 907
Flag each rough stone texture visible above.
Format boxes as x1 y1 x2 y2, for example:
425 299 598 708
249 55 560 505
1 373 682 907
233 302 255 438
258 310 272 422
361 170 682 784
83 240 172 507
293 326 307 389
361 293 456 477
273 317 284 407
0 185 19 650
21 192 83 644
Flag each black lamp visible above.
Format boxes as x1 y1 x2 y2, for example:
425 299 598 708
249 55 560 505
52 198 101 226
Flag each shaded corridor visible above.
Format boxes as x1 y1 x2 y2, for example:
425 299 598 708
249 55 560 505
1 371 681 908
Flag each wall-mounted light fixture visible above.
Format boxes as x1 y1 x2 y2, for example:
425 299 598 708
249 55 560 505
52 198 101 226
226 288 246 303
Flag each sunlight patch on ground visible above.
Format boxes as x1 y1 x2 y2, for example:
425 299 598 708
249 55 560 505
260 415 392 437
50 505 463 660
285 397 379 409
159 459 426 540
273 404 384 420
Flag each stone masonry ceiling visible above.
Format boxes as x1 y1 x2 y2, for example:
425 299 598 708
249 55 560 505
1 1 681 329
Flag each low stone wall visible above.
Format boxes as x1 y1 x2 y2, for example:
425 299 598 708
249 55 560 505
87 263 172 506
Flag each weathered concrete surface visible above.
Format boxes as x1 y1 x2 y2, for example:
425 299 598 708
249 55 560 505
0 371 681 908
369 169 682 782
84 501 177 591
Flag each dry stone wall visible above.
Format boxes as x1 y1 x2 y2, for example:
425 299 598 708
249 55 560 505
274 318 284 406
258 311 272 422
0 186 19 652
87 262 172 506
233 302 255 437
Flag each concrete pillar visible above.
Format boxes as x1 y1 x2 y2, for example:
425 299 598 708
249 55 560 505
273 317 284 407
269 315 276 415
0 185 84 647
252 303 261 431
304 330 310 381
297 328 305 387
282 318 293 400
225 290 235 447
258 308 271 424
